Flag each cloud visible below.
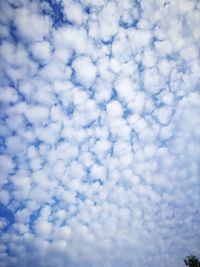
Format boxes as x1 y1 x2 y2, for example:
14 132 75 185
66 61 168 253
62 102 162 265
14 6 51 42
72 56 97 87
30 41 52 64
62 0 86 25
25 105 49 125
0 0 200 267
53 27 88 55
0 155 14 185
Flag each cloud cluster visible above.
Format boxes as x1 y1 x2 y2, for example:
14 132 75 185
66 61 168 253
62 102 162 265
0 0 200 267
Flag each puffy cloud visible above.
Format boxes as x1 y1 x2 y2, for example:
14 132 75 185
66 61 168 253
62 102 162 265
0 87 19 104
14 6 51 42
30 41 52 63
62 1 86 25
25 105 49 125
0 218 8 229
106 100 123 118
0 190 10 205
97 2 119 41
72 56 97 87
53 27 88 55
0 1 200 267
115 76 134 102
143 67 164 94
0 155 14 185
155 106 173 125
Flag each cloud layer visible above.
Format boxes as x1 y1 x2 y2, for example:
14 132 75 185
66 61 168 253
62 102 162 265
0 0 200 267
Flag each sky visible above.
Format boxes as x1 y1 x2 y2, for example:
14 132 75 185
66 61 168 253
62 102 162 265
0 0 200 266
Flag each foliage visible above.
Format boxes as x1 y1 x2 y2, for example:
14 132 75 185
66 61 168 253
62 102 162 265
184 255 200 267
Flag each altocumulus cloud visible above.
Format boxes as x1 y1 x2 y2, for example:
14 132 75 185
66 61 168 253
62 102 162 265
0 0 200 267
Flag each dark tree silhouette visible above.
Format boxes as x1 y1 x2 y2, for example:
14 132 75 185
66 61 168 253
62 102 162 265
184 255 200 267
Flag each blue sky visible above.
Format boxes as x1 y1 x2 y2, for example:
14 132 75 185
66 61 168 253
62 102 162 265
0 0 200 266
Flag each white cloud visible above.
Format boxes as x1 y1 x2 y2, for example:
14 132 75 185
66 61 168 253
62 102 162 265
39 60 67 81
158 59 173 77
98 2 119 41
30 41 52 63
0 218 8 229
142 48 157 68
115 76 134 102
0 155 14 185
25 105 49 125
111 30 132 62
15 7 51 42
68 161 85 180
155 106 173 125
0 1 200 267
53 27 88 55
5 135 24 155
0 41 29 66
0 190 10 205
93 139 110 156
155 39 173 57
35 219 52 239
128 91 146 114
79 0 105 7
159 124 174 140
106 100 123 118
0 87 19 104
62 1 86 25
143 67 165 94
128 29 152 51
11 175 31 201
72 56 97 87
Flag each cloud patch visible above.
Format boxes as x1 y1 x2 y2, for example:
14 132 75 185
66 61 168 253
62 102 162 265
0 1 200 267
